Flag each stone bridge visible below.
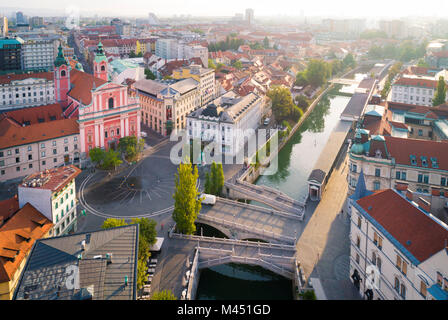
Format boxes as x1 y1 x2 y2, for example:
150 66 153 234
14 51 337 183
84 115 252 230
224 180 305 220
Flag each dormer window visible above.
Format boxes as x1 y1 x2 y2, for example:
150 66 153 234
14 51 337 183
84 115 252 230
101 65 105 71
375 150 382 158
421 156 428 167
431 157 438 168
410 155 417 166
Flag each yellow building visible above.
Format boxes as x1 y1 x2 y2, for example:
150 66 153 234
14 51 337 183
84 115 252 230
172 65 215 106
0 199 53 300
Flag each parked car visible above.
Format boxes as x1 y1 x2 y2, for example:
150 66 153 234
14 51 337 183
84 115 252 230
141 131 148 138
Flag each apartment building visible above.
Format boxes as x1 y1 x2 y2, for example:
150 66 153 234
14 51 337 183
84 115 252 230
0 37 22 71
18 165 81 236
0 72 55 111
0 198 53 300
349 175 448 300
390 76 444 107
134 78 200 136
0 105 80 181
348 129 448 218
20 35 58 71
172 64 215 106
187 92 263 156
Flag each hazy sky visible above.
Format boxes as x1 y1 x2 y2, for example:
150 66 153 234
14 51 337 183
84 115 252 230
5 0 448 18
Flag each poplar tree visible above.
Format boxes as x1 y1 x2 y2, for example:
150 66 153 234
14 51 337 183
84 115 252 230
210 161 218 195
216 163 225 196
172 162 202 235
433 76 447 106
204 171 211 194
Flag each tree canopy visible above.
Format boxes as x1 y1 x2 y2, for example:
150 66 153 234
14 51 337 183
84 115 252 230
151 290 177 300
433 76 447 107
172 161 202 235
267 86 303 123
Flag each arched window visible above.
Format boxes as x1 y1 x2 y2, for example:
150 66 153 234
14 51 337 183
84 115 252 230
372 252 376 265
356 236 360 248
394 277 400 292
61 70 66 77
377 257 382 272
101 65 105 71
400 284 406 299
108 97 114 109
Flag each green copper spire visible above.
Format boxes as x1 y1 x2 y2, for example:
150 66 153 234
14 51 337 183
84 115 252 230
54 43 68 67
94 41 108 63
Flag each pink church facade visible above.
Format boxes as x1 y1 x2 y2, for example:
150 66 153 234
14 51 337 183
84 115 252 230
54 42 141 162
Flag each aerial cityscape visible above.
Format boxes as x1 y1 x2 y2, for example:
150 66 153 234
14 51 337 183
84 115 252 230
1 0 448 306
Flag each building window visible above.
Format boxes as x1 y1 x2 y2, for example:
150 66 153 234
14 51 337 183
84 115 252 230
41 151 46 157
375 168 381 177
373 181 380 190
437 272 443 286
400 284 406 299
420 281 427 298
52 141 56 146
355 253 360 264
357 216 362 228
396 255 408 275
108 97 114 109
373 232 382 249
377 257 382 272
356 236 360 248
41 143 45 149
394 277 400 292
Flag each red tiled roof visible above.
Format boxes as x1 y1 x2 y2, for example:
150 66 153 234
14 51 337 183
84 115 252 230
384 136 448 170
0 197 19 223
357 189 448 262
432 51 448 58
68 69 107 105
0 72 53 85
1 104 64 126
389 121 408 130
0 203 53 282
21 165 81 193
394 77 437 88
0 118 79 149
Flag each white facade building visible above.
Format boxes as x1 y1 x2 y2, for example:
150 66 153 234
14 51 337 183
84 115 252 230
20 36 58 71
390 75 446 107
17 165 81 236
349 175 448 300
187 92 263 156
0 72 55 110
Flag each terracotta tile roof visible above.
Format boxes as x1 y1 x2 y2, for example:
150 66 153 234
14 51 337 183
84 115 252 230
384 136 448 170
387 101 448 119
0 203 53 282
432 51 448 58
394 77 437 88
0 72 53 85
356 189 448 262
21 165 81 193
389 121 408 130
68 69 107 105
0 197 19 223
0 118 79 149
1 104 64 126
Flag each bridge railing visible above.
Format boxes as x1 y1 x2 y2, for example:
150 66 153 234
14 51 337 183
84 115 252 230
169 231 296 251
185 248 200 300
216 197 304 221
197 213 296 244
225 182 305 219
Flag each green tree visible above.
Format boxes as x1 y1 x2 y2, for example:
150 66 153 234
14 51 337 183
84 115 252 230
215 163 225 196
208 58 216 69
89 147 105 167
144 68 156 80
267 86 297 122
204 171 211 194
131 217 157 246
172 162 202 235
381 79 391 100
295 71 308 87
263 36 269 49
305 59 330 87
151 290 177 300
299 290 317 300
118 136 145 162
342 53 356 69
417 59 429 68
129 51 137 58
433 76 447 106
210 162 218 195
102 218 127 229
102 149 122 170
294 95 310 111
232 60 243 70
137 258 148 291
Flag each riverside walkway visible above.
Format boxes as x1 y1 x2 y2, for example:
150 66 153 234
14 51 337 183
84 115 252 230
329 78 362 86
224 179 306 220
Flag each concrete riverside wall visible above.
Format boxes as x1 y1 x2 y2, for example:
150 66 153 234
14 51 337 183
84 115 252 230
186 248 200 300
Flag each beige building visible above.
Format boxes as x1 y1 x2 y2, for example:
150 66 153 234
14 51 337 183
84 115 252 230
134 78 200 136
172 64 215 106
